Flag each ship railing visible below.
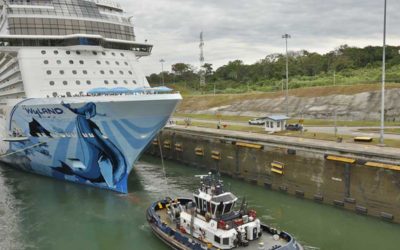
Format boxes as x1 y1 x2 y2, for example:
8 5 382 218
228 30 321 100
48 91 180 99
0 58 18 75
7 0 53 7
0 75 22 90
0 66 19 82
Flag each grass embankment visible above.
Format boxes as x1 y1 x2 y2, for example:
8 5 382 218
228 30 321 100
175 121 400 148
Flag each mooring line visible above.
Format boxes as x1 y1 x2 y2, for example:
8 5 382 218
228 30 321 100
157 133 169 195
0 141 47 158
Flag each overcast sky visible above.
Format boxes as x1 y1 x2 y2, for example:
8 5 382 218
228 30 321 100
119 0 400 75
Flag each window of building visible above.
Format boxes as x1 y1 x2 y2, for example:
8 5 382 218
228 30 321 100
52 92 57 97
96 60 101 65
115 61 120 65
66 51 71 55
54 50 58 55
132 80 137 84
44 60 49 64
46 70 51 75
124 62 128 66
79 60 84 65
76 80 81 85
113 80 118 84
104 80 109 84
128 71 133 75
111 52 115 56
72 70 77 75
76 51 81 55
214 236 221 244
119 70 124 75
86 80 92 85
57 60 61 65
69 60 74 64
120 53 125 57
41 50 46 55
100 70 105 74
59 70 64 75
49 81 55 86
105 61 110 65
63 81 68 85
109 70 114 74
123 80 128 84
66 92 72 97
101 52 106 56
93 51 98 55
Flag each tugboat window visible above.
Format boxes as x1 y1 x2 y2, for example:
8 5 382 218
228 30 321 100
223 203 233 214
214 236 221 244
223 238 229 245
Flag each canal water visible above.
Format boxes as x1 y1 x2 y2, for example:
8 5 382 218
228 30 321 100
1 155 400 250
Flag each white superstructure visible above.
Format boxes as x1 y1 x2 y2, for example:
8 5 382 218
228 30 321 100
0 0 181 193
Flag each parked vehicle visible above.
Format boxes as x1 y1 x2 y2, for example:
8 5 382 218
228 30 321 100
285 123 303 131
248 118 266 125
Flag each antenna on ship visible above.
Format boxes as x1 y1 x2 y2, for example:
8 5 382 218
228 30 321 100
199 31 206 93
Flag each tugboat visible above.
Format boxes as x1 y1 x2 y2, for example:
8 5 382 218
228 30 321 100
146 173 303 250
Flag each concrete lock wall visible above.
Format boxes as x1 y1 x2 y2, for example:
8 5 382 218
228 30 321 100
147 128 400 223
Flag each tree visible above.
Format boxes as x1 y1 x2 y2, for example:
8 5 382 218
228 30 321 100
202 63 213 76
171 63 191 75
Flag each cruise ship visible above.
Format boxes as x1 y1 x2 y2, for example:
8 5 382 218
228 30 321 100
0 0 181 193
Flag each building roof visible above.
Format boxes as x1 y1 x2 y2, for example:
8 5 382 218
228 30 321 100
265 115 290 121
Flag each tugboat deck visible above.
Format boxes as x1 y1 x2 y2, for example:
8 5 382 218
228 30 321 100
154 208 288 250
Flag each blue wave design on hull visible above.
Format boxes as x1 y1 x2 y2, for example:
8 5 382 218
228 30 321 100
3 100 171 193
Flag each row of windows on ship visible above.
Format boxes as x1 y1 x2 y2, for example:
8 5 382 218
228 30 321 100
34 132 106 139
43 59 130 66
47 79 137 86
46 69 134 77
41 50 126 57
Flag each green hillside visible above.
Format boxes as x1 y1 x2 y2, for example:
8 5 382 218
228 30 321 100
147 45 400 95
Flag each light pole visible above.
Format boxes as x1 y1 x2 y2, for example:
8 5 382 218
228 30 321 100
333 70 338 137
160 59 165 86
380 0 387 145
282 34 291 116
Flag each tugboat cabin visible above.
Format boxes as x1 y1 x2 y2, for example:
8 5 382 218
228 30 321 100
193 185 238 218
177 174 261 249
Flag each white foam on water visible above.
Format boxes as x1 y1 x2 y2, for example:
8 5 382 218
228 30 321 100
0 169 23 250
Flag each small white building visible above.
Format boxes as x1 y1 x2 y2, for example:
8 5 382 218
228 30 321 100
264 115 290 133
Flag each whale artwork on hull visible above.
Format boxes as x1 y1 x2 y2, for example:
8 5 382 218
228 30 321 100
2 96 179 193
51 102 128 190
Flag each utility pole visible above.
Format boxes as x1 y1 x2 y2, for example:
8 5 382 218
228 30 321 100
160 59 165 86
282 34 291 116
199 32 206 93
334 70 338 137
380 0 387 145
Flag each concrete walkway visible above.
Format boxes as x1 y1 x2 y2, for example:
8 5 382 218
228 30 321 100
166 125 400 162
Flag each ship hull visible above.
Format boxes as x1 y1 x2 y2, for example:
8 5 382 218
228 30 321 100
0 94 181 193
